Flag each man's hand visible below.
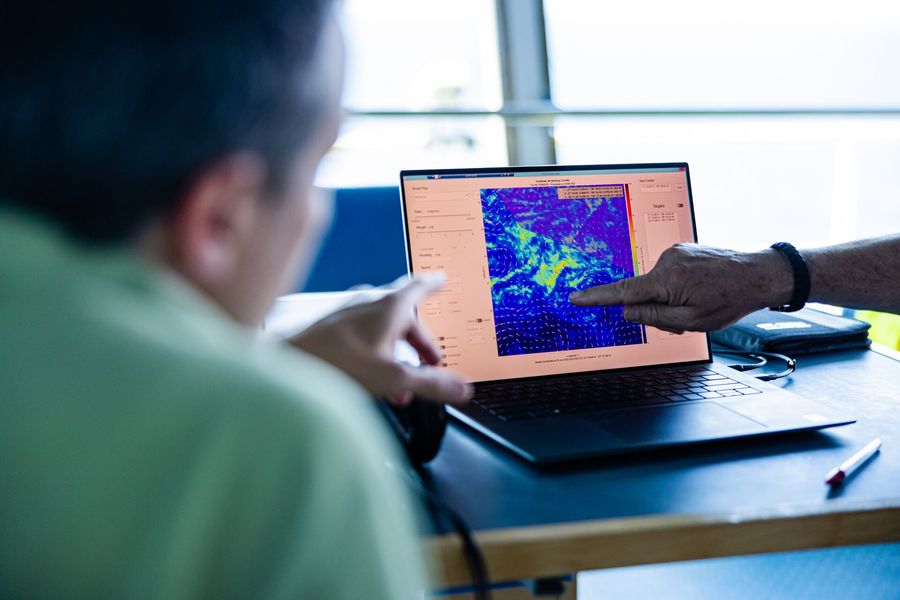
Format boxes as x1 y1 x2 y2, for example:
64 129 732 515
289 275 473 406
569 244 793 333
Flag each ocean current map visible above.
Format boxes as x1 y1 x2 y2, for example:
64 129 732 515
481 184 645 357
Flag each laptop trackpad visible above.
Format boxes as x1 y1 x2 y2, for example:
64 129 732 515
583 402 766 444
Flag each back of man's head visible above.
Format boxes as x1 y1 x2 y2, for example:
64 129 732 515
0 0 333 245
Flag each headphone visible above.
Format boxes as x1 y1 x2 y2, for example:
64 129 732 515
377 398 447 464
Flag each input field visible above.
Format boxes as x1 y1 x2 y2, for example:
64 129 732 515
434 285 463 295
640 183 672 193
411 191 469 202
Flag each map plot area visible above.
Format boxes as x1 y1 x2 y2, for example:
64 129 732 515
481 184 645 357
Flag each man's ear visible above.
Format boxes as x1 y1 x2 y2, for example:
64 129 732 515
169 152 268 287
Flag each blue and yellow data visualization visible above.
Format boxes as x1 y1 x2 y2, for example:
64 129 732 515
481 185 646 357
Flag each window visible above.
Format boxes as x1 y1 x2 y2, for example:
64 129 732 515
315 116 508 188
553 115 900 249
544 0 900 110
324 0 900 249
341 0 501 111
320 0 506 187
545 0 900 248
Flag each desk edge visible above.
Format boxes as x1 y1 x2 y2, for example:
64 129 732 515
429 497 900 587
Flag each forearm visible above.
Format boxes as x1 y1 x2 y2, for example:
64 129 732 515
801 234 900 313
569 235 899 333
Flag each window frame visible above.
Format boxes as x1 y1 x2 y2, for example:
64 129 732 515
343 0 900 167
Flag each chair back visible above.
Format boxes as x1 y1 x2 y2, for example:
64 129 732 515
301 187 408 292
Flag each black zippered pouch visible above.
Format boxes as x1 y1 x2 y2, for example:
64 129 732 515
711 308 871 355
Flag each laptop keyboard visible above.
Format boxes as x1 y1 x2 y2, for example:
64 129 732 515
473 367 762 422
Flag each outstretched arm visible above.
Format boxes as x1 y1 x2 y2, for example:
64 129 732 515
804 235 900 312
569 234 900 333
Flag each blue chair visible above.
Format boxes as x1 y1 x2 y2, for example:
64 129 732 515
301 187 409 292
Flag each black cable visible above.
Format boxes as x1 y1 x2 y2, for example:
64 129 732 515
390 463 492 600
422 490 491 600
713 345 797 381
724 352 768 372
750 351 796 381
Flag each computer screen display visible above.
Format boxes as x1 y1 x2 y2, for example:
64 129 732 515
400 164 711 383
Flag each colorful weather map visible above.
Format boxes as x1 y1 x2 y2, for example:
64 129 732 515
481 184 645 357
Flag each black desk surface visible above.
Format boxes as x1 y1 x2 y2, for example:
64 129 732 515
427 348 900 533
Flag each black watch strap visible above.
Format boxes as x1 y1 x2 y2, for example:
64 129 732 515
769 241 811 312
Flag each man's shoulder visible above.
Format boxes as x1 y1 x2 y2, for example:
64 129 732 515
197 336 379 442
111 298 377 444
2 258 401 505
2 258 377 452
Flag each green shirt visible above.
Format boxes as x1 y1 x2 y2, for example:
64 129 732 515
0 210 428 599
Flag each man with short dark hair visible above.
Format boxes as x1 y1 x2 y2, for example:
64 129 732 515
0 1 470 597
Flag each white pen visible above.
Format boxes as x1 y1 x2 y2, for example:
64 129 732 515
825 438 882 486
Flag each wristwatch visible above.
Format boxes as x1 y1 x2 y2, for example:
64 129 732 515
769 241 811 312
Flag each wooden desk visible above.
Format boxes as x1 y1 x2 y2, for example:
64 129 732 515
426 347 900 593
267 296 900 597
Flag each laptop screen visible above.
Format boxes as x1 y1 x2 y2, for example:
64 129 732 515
400 163 711 383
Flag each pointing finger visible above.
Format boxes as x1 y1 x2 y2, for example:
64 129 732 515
385 272 447 317
569 274 662 307
400 365 473 406
405 321 442 366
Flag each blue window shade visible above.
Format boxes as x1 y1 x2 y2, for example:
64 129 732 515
301 187 409 292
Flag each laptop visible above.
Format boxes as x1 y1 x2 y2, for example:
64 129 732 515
399 162 854 464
